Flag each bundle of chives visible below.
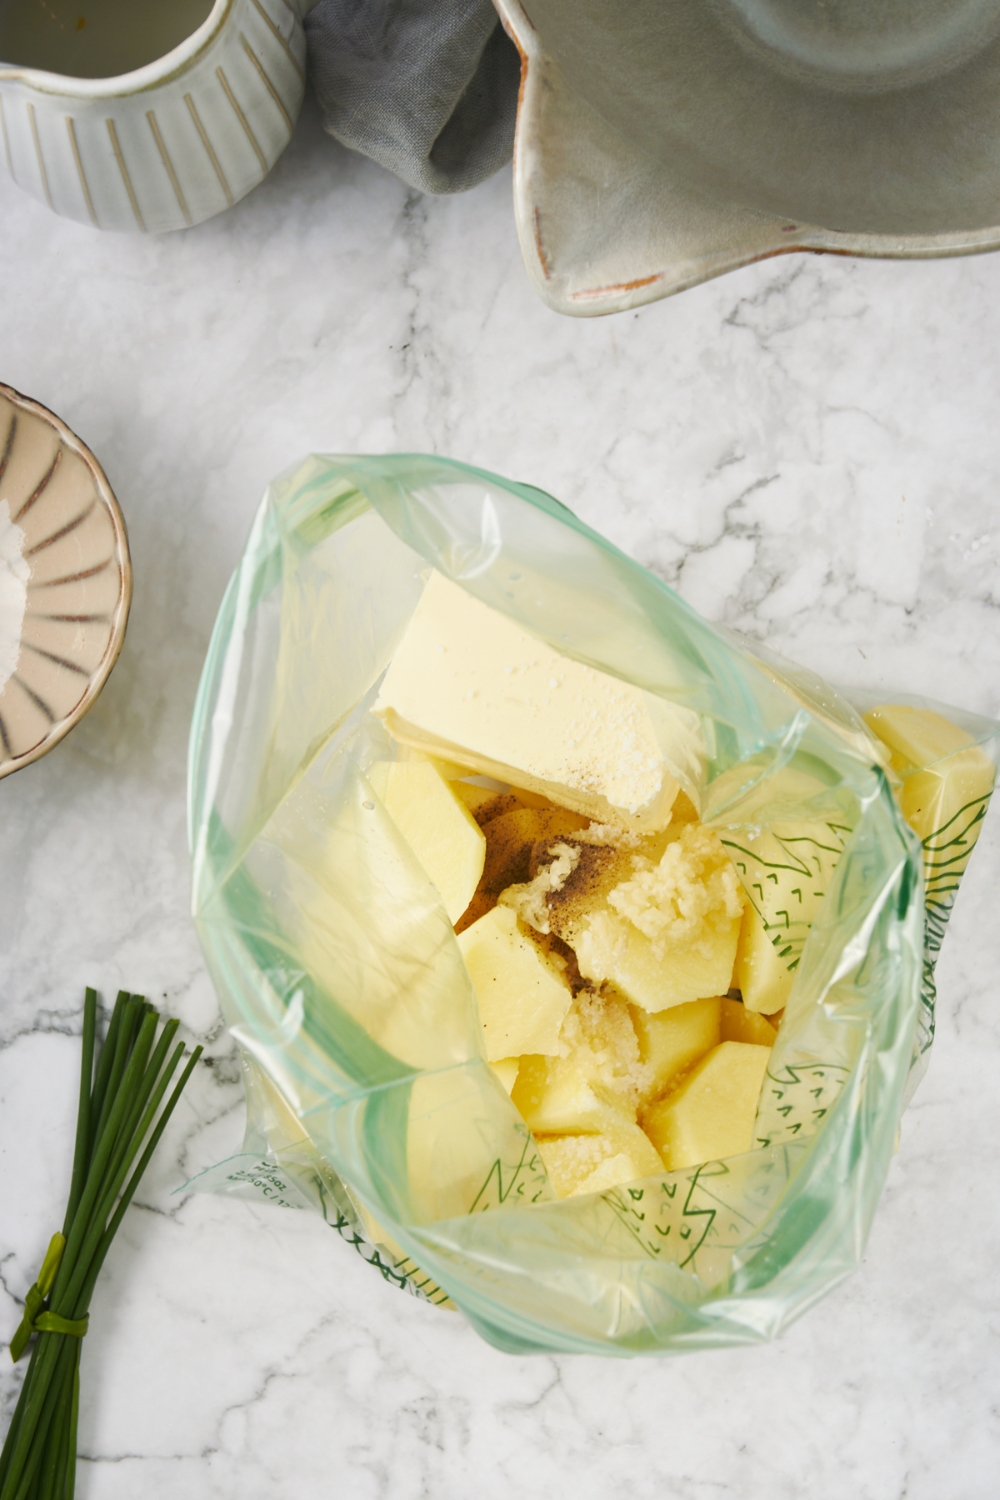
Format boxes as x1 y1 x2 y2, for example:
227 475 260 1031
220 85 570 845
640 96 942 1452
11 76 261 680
0 989 202 1499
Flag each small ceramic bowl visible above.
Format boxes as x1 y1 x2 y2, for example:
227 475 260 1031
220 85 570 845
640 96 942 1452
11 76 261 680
0 384 131 778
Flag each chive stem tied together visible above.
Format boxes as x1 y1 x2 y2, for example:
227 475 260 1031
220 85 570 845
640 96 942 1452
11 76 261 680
0 989 202 1499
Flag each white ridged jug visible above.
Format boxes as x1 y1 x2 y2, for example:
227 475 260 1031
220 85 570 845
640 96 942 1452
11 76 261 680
0 0 309 233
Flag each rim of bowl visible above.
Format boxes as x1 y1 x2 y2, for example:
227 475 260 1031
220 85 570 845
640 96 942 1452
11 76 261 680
0 383 133 779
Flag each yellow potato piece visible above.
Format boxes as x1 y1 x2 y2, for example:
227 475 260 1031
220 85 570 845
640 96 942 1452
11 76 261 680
719 997 777 1046
863 708 995 990
513 1051 633 1135
406 1066 526 1222
576 906 740 1013
368 760 486 923
512 989 643 1134
863 704 995 852
457 906 571 1061
578 1152 653 1196
733 902 796 1015
865 702 988 780
573 824 744 1012
537 1123 664 1198
488 1057 520 1094
629 996 721 1105
642 1041 772 1171
725 820 848 1013
450 785 521 822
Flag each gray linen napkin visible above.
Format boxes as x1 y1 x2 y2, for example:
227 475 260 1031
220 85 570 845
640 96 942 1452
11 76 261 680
306 0 521 194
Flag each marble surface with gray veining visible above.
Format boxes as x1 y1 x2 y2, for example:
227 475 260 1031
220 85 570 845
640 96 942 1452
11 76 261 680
2 96 999 1499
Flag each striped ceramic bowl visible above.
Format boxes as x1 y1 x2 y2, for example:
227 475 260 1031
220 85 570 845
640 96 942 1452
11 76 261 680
0 0 307 233
0 385 131 777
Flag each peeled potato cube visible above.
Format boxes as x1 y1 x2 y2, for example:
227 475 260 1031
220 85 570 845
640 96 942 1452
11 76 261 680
489 1057 520 1094
629 996 721 1105
538 1123 664 1198
512 1050 631 1135
863 703 996 852
457 906 571 1061
719 996 777 1046
725 819 848 1013
571 824 744 1012
864 702 992 780
733 901 797 1015
368 760 486 923
575 907 740 1013
512 988 643 1133
578 1151 655 1196
642 1041 771 1171
449 781 513 817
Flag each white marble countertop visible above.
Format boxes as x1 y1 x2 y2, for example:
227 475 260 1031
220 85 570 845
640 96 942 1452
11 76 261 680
2 96 999 1499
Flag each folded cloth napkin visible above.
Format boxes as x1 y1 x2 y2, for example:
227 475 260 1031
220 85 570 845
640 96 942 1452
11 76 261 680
306 0 521 194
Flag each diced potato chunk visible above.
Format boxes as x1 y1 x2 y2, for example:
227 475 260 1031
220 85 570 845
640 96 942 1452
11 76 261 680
579 1151 655 1196
449 780 508 816
573 824 744 1012
629 996 721 1105
733 902 796 1015
719 996 777 1046
642 1041 772 1171
512 990 643 1134
514 1053 624 1134
538 1123 664 1198
489 1057 520 1094
864 704 996 854
457 906 571 1061
577 912 739 1014
368 760 486 923
724 821 847 1013
864 702 991 782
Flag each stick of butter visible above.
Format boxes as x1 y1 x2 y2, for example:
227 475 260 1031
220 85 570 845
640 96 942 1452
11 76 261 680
374 572 699 831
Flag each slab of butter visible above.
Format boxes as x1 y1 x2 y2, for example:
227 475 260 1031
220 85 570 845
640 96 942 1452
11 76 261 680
374 572 694 830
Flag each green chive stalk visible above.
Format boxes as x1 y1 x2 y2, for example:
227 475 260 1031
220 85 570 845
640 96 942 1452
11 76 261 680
0 989 202 1498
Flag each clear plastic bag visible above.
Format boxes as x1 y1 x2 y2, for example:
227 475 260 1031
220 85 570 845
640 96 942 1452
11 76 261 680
188 455 998 1356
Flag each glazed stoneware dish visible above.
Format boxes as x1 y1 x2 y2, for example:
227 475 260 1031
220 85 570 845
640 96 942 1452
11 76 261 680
0 0 308 232
0 385 131 778
496 0 1000 313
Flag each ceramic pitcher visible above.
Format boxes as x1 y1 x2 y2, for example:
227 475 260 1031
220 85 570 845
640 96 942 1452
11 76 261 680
0 0 309 232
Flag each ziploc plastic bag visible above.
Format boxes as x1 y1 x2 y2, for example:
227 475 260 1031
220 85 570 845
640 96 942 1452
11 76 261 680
188 455 998 1356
